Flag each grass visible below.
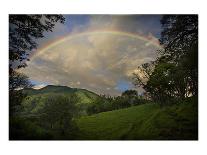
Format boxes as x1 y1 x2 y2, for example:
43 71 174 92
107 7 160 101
12 88 198 140
75 98 198 140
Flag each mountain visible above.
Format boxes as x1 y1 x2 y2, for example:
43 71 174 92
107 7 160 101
21 85 100 114
24 85 92 95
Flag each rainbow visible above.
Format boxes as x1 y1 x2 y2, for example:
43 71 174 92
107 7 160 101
30 30 161 60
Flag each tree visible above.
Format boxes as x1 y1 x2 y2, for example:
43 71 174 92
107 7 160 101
9 15 65 70
160 15 198 61
133 15 198 104
9 15 65 112
133 58 193 104
159 15 198 95
9 70 33 91
132 62 155 95
121 90 138 106
133 61 167 103
41 95 78 138
146 62 187 103
9 71 33 115
121 90 138 97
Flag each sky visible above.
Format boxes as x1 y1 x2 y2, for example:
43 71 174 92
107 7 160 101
21 15 162 96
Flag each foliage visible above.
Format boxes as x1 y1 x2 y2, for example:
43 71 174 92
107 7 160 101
21 86 100 116
87 90 149 115
9 14 65 116
9 70 33 91
10 117 53 140
121 89 137 97
9 15 65 69
10 94 79 140
133 15 198 104
159 15 198 96
22 87 148 116
146 62 187 103
9 71 33 116
39 95 79 139
160 15 198 62
10 86 197 140
86 95 113 115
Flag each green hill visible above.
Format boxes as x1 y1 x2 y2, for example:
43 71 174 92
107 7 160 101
13 85 197 140
21 85 100 114
76 97 198 140
23 85 97 96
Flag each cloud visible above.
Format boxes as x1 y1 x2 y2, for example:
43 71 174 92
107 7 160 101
33 84 47 90
21 15 162 96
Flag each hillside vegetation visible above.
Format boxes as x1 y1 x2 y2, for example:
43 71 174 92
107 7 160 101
76 97 198 140
10 85 198 140
21 85 100 114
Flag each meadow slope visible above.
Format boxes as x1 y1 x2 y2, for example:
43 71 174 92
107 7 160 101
76 97 198 140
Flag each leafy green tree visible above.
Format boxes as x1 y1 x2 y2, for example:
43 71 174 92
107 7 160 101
133 60 191 103
121 90 138 106
41 95 78 138
87 95 111 115
146 62 180 103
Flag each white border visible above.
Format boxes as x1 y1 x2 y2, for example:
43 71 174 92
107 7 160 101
1 0 207 155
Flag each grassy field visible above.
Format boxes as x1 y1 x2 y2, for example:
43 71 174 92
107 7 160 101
76 98 198 140
11 86 198 140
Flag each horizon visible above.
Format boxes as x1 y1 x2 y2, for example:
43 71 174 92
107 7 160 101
31 83 144 96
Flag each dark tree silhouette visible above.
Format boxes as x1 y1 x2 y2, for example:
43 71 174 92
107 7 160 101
160 15 198 96
9 71 33 115
9 15 65 70
133 15 198 104
160 15 198 62
121 90 138 97
9 15 65 115
9 71 32 91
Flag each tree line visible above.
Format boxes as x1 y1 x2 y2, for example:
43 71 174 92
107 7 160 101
87 90 150 115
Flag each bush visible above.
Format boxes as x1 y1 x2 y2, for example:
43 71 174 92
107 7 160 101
10 94 80 140
10 117 53 140
86 93 150 115
39 94 79 139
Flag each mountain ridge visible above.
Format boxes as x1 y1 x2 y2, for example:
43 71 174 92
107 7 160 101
21 85 101 115
23 85 98 97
